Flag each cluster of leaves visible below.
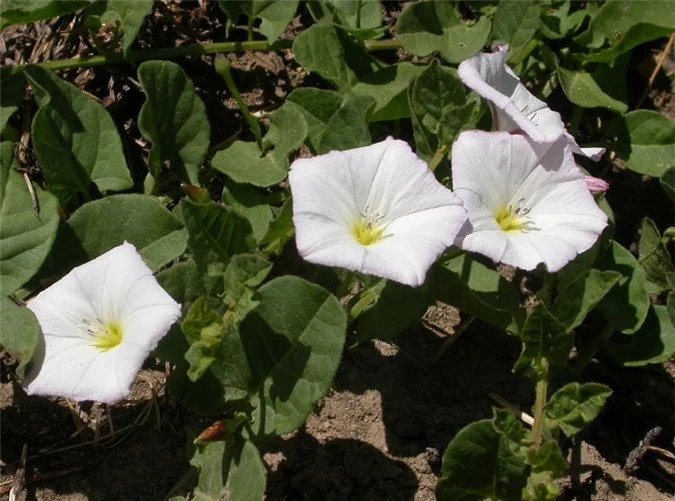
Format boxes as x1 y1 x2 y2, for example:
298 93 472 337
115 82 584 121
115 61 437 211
1 1 673 500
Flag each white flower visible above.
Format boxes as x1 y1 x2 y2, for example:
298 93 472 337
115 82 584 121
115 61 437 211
289 138 467 287
23 242 181 404
458 44 605 160
452 131 607 272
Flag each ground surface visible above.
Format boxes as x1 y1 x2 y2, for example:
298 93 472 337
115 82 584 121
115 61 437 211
1 2 674 500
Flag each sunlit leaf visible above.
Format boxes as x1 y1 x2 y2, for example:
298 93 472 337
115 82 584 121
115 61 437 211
0 142 60 294
603 110 675 178
638 217 674 294
545 382 612 437
557 60 628 114
396 1 491 64
575 0 675 49
212 141 287 188
0 295 40 369
68 194 187 272
181 198 255 277
25 65 133 211
596 241 650 334
293 24 373 92
514 303 571 380
138 60 210 185
0 0 90 31
490 0 541 60
436 419 528 501
104 0 154 54
190 435 266 501
222 182 274 244
244 276 346 438
552 269 622 331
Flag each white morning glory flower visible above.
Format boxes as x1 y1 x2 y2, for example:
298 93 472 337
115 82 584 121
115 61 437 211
452 131 608 272
23 242 181 404
289 137 467 287
458 44 605 160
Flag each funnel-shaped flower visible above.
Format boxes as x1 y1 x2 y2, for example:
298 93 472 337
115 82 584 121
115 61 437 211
289 138 467 286
23 242 181 404
458 44 604 160
452 131 607 272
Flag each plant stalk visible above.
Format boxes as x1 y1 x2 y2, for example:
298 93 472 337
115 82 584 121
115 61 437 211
531 357 549 448
355 0 363 29
1 39 403 77
214 55 262 149
428 144 449 173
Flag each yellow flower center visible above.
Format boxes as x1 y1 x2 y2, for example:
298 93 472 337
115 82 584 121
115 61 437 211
93 321 123 352
495 204 530 233
352 219 384 246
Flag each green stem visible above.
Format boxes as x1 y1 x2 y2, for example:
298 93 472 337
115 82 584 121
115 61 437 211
214 55 262 149
355 0 363 29
428 144 449 173
531 357 549 448
1 39 402 77
510 39 538 68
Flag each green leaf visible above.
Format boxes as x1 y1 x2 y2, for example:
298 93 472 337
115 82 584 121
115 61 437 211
25 65 133 212
138 60 210 185
286 88 341 151
575 0 675 49
181 198 255 277
0 0 90 31
222 253 272 321
0 142 60 294
522 471 561 501
583 23 675 63
292 24 373 92
0 296 40 369
347 62 426 122
259 197 293 256
408 60 480 161
287 89 374 154
545 382 612 437
306 0 383 32
526 441 568 477
552 269 622 331
318 95 375 153
603 110 675 178
265 103 308 156
490 0 541 59
638 217 674 294
597 241 650 334
243 276 346 438
608 304 675 366
221 182 274 244
211 141 287 188
355 279 431 341
67 194 187 272
514 303 571 379
431 252 524 335
191 436 266 501
539 0 587 40
557 60 628 114
396 1 491 64
661 167 675 202
156 258 208 307
255 0 299 41
1 73 24 133
104 0 154 55
436 419 528 501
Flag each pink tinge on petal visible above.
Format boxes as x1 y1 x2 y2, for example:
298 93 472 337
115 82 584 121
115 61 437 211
584 175 609 194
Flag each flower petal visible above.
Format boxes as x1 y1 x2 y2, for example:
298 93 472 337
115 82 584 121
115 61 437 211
22 242 181 403
452 131 607 272
290 138 466 286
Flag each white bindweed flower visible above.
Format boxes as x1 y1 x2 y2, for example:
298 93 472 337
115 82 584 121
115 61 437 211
458 44 605 160
452 131 608 272
289 138 467 287
23 242 181 404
